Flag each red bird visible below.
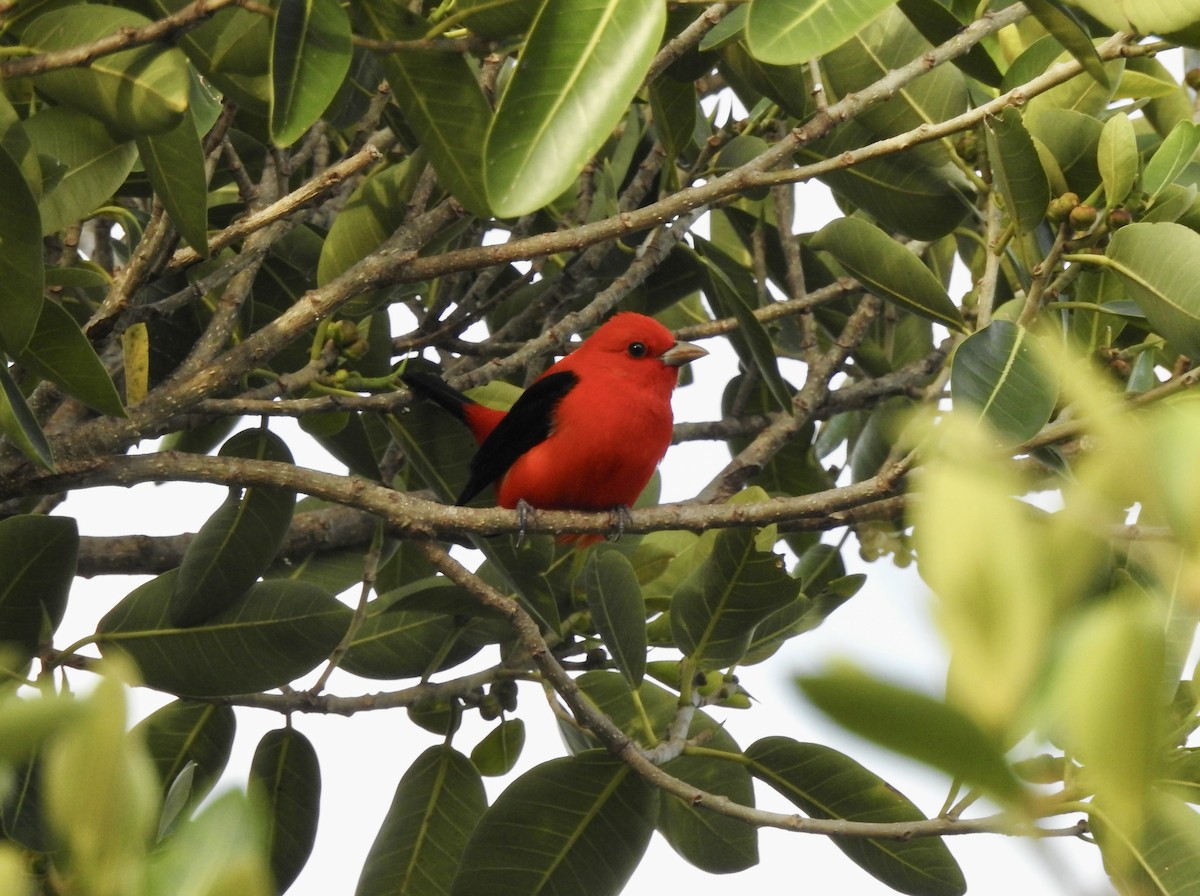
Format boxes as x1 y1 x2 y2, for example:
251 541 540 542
403 312 707 539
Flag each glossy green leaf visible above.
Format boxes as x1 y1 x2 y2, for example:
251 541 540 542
134 700 236 807
648 76 697 161
1143 121 1200 204
136 114 209 256
1026 108 1103 198
951 321 1057 442
24 6 190 136
719 41 811 120
352 4 490 215
0 515 77 666
457 0 542 38
582 548 647 687
797 669 1024 804
747 737 966 896
671 526 801 668
484 0 666 217
339 580 491 680
1097 111 1139 208
250 727 321 893
984 106 1049 234
170 429 296 626
811 217 966 332
895 0 1002 86
270 0 352 146
0 362 53 470
450 751 657 896
1023 0 1109 87
745 0 894 64
97 570 351 697
1106 222 1200 360
0 145 42 356
21 106 138 236
356 746 487 896
471 719 526 777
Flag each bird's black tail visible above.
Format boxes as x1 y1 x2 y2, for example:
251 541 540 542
401 371 476 424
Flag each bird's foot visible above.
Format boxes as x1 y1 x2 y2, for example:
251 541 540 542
515 498 536 546
607 505 634 542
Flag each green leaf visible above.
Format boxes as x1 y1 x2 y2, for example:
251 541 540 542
0 145 43 356
23 6 189 137
16 301 126 417
745 0 895 64
484 0 667 216
1095 793 1200 894
97 570 351 697
136 114 209 256
648 76 697 161
471 719 526 777
270 0 353 147
1097 111 1139 208
746 737 966 896
1023 0 1109 87
0 515 77 666
249 727 321 893
170 429 296 626
338 580 492 680
671 526 801 668
351 4 490 215
1143 121 1200 204
797 669 1024 805
1069 0 1200 34
895 0 1002 86
134 700 236 807
1106 222 1200 360
951 321 1057 442
582 548 647 687
450 751 657 896
457 0 542 38
811 217 966 332
0 362 54 469
356 746 487 896
21 106 138 236
984 106 1049 234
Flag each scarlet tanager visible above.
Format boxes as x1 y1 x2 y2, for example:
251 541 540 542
402 312 707 541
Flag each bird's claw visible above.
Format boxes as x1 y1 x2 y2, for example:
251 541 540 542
607 505 633 542
515 498 535 546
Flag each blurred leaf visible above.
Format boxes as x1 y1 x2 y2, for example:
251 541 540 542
0 691 81 768
1069 0 1200 34
23 6 189 136
134 700 236 808
797 669 1024 804
16 301 126 417
1095 792 1200 895
1097 111 1138 209
270 0 352 146
0 363 53 469
671 526 800 668
811 217 966 332
747 737 966 896
0 145 42 356
352 4 490 215
1143 121 1200 204
984 106 1049 234
0 515 77 667
951 321 1058 442
1106 222 1200 360
1023 0 1108 87
170 429 296 626
249 727 320 893
450 751 657 896
484 0 666 216
582 548 647 686
21 106 138 236
471 719 526 777
745 0 894 64
97 570 351 697
356 746 487 896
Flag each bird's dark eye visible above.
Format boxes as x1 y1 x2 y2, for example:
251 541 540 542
627 341 647 358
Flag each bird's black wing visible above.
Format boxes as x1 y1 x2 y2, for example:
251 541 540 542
457 370 578 505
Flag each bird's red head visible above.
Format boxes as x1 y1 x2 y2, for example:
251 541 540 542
562 312 708 389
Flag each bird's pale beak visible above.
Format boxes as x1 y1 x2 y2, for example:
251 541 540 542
660 340 708 368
